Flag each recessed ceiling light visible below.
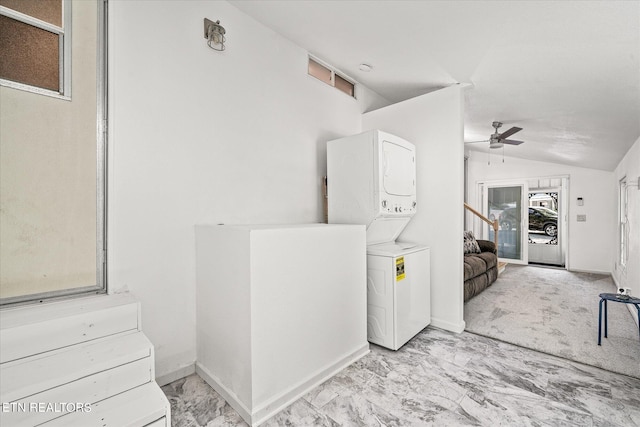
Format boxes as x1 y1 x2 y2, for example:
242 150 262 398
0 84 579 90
358 63 373 72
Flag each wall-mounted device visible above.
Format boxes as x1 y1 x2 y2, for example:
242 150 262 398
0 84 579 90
577 197 584 206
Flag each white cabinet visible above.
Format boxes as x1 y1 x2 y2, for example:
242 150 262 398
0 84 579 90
195 224 369 426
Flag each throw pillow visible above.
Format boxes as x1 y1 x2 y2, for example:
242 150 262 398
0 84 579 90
463 231 481 254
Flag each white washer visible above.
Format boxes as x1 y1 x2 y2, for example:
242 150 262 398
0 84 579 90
366 242 430 350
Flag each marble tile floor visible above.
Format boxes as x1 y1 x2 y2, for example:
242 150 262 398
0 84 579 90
162 327 640 426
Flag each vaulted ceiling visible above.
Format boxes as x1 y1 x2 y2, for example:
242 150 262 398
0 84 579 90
230 0 640 171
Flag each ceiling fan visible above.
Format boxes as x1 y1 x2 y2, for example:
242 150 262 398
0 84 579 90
467 121 524 149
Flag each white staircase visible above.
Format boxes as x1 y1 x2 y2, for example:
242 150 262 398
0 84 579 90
0 294 171 427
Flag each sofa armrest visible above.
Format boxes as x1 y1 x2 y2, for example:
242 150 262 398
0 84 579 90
477 239 497 254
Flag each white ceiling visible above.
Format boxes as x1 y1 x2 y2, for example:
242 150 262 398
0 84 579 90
230 0 640 171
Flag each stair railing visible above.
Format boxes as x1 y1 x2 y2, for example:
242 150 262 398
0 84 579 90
464 202 499 248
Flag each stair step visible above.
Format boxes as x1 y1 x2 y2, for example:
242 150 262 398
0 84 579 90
498 261 507 275
1 331 152 402
0 294 170 426
0 294 140 364
42 382 170 427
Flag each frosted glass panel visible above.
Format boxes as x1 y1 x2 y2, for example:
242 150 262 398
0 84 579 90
335 74 354 97
308 58 332 85
0 15 60 91
0 0 62 26
0 1 102 302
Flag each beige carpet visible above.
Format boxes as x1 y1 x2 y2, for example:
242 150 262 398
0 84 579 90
464 264 640 379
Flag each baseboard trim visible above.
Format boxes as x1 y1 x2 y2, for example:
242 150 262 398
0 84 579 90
197 343 369 426
430 318 465 333
567 268 612 276
195 362 252 423
156 363 196 387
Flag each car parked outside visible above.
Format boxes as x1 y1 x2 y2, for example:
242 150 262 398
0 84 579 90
499 206 558 236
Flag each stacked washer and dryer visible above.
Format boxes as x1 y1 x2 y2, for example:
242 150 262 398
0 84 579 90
327 130 431 350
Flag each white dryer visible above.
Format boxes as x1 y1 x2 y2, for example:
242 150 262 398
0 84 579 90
327 129 416 245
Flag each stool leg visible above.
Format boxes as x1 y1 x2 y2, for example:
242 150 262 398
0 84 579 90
604 299 608 338
598 298 603 346
636 305 640 341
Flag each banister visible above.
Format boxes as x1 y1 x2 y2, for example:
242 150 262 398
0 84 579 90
464 202 499 248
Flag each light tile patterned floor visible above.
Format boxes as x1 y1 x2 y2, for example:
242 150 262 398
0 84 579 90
162 327 640 426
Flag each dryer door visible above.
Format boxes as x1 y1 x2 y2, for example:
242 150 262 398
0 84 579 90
382 141 415 196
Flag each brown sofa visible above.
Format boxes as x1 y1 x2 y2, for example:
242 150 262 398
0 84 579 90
464 239 498 302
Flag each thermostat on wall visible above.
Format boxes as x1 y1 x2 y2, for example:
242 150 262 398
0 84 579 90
577 197 584 206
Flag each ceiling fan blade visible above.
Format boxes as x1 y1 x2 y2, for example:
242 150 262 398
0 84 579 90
502 139 524 145
497 126 522 139
464 140 490 144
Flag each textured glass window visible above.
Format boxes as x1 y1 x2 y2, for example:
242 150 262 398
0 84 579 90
308 58 332 85
0 0 62 26
308 57 356 98
0 15 60 91
335 74 354 97
0 0 68 96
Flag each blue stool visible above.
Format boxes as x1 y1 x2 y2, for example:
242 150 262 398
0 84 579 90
598 293 640 345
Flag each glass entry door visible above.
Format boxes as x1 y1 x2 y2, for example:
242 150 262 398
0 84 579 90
528 189 566 267
483 183 528 264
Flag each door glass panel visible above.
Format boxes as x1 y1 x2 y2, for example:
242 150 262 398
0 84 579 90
0 0 62 26
528 192 558 244
0 15 60 91
0 0 105 303
488 186 523 260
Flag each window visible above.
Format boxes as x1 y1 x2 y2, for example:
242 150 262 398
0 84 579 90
0 0 71 98
0 0 107 305
619 177 628 269
308 56 355 98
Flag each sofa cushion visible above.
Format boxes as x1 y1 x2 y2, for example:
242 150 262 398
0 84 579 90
475 251 497 269
464 254 487 280
464 273 489 302
477 239 497 254
463 231 481 254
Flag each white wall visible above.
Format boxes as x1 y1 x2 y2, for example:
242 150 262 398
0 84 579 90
363 86 466 333
108 0 387 382
612 137 640 325
466 152 615 273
